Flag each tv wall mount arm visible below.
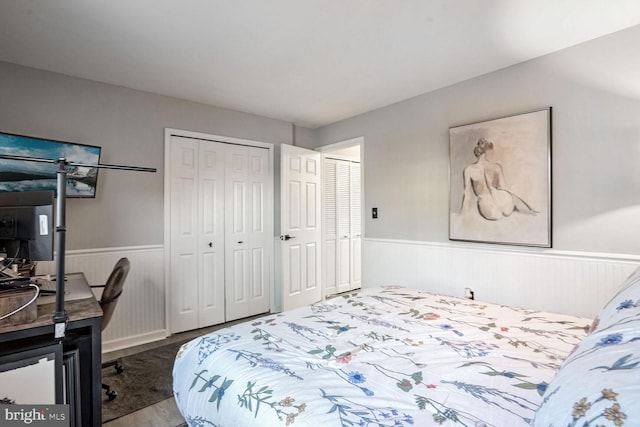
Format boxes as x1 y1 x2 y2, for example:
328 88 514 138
0 153 156 338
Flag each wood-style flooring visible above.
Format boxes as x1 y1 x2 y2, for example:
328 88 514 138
102 315 267 426
102 397 184 427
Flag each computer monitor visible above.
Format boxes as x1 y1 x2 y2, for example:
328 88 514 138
0 190 54 263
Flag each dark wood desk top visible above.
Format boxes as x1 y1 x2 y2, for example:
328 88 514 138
0 272 102 335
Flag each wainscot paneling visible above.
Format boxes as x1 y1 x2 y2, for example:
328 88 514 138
36 246 166 353
364 239 640 319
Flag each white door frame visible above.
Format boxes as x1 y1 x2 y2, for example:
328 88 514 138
164 128 274 332
316 136 364 298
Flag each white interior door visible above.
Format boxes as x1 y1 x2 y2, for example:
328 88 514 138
198 140 226 327
280 144 322 311
225 144 270 321
323 159 338 296
350 161 362 289
336 159 351 293
169 137 199 333
169 136 225 333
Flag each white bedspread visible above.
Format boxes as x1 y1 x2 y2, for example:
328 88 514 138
173 286 591 426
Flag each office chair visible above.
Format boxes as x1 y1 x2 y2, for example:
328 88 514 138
91 257 130 401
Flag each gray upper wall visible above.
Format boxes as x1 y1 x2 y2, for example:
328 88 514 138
2 25 639 255
312 25 640 256
0 61 306 250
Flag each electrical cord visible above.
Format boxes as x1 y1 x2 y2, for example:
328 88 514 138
0 283 40 321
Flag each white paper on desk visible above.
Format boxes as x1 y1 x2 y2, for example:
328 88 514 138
39 214 49 236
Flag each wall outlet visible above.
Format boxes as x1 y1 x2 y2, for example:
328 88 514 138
465 287 475 300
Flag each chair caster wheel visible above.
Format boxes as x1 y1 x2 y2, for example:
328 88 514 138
106 390 117 401
114 361 124 374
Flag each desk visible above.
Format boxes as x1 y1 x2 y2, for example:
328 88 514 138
0 272 102 426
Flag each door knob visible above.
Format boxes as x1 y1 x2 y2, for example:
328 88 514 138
280 234 295 241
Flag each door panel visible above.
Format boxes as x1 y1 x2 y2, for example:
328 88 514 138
247 148 270 315
176 253 197 316
169 137 200 332
198 141 226 327
323 159 338 295
281 145 322 310
226 145 271 321
252 247 265 298
350 162 362 289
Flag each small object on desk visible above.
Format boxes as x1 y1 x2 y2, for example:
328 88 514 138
31 274 67 281
33 278 58 293
36 272 94 305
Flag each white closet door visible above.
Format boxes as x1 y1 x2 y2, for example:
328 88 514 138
169 136 199 333
350 162 362 289
247 147 271 316
336 160 352 294
225 144 270 321
170 137 226 333
168 131 273 333
198 140 226 327
323 159 338 296
322 157 361 296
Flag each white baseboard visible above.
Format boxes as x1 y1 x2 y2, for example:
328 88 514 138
102 329 169 354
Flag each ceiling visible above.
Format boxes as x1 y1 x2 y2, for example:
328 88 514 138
1 1 639 129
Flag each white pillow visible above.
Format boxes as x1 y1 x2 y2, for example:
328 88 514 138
533 267 640 426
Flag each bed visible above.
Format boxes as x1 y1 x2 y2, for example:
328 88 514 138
173 283 614 427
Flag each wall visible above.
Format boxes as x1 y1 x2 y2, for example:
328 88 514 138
3 26 640 343
0 61 306 349
313 26 640 317
0 61 303 250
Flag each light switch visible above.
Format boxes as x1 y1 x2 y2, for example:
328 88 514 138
372 207 378 219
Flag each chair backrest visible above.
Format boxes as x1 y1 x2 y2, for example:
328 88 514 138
100 257 130 332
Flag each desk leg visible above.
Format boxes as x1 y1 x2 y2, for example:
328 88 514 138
91 318 102 426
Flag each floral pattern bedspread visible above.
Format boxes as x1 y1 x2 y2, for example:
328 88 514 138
173 286 591 427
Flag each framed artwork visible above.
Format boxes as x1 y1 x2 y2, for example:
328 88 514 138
449 108 551 247
0 131 101 198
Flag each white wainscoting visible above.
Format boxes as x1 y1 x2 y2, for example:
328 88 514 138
364 239 640 319
36 245 166 353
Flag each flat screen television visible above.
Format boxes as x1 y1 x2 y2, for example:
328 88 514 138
0 131 101 198
0 190 54 263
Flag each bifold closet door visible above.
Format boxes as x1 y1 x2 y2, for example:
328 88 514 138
349 161 362 289
322 158 361 296
323 160 338 295
224 144 270 322
169 137 225 333
170 136 272 333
